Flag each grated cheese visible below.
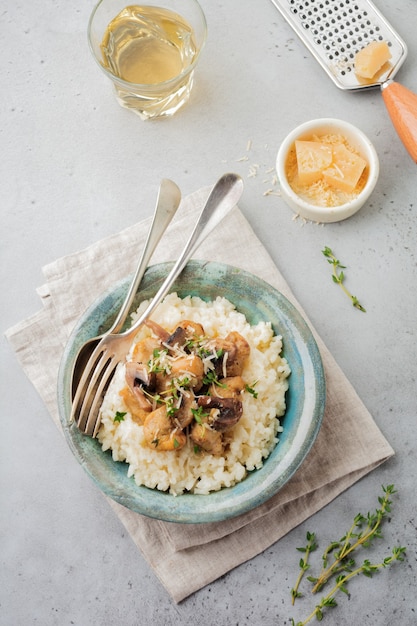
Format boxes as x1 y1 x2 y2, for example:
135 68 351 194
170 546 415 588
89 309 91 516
286 133 368 207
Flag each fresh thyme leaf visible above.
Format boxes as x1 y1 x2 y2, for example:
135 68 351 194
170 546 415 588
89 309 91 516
322 246 366 312
114 411 127 423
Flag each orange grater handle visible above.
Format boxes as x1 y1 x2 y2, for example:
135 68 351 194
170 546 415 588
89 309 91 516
381 80 417 163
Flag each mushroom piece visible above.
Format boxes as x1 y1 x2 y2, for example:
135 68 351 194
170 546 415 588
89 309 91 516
125 361 155 411
166 320 205 352
165 325 188 350
197 395 243 432
144 319 170 342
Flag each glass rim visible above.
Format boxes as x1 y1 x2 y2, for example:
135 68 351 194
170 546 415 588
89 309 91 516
87 0 207 90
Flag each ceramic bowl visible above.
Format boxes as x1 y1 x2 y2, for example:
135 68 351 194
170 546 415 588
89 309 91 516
57 260 325 523
276 118 379 223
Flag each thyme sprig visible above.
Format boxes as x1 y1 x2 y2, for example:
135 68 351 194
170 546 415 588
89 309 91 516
291 532 317 604
309 484 396 593
290 485 406 624
322 246 366 312
291 547 406 625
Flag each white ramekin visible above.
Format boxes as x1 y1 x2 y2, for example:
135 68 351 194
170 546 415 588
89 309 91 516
276 118 379 223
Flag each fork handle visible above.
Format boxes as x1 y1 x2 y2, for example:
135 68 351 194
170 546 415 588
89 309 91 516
110 179 181 334
123 172 244 339
381 80 417 163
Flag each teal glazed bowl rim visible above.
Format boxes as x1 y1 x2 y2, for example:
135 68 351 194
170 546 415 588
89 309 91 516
57 260 326 524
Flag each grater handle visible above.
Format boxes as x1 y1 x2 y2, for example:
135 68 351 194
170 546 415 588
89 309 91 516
381 80 417 163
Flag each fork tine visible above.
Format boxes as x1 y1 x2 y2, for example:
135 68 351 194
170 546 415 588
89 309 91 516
74 350 113 431
70 347 106 425
80 354 120 437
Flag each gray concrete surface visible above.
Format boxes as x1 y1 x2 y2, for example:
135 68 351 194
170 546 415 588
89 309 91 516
1 1 416 624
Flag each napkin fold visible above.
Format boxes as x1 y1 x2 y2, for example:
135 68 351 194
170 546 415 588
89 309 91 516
5 186 394 603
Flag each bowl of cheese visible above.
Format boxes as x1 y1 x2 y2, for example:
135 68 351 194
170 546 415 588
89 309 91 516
276 118 379 223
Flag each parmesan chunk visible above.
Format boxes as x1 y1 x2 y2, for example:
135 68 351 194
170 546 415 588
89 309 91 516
295 141 333 185
322 144 367 193
354 40 391 79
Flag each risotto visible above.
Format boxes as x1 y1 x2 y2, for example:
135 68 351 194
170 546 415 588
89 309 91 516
97 293 291 495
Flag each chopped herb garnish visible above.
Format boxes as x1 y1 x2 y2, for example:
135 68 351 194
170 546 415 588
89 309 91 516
148 348 170 374
191 405 209 424
203 370 226 387
114 411 127 423
245 381 258 398
197 346 211 358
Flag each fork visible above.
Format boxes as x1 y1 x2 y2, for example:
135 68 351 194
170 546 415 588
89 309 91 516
71 172 244 437
70 178 181 399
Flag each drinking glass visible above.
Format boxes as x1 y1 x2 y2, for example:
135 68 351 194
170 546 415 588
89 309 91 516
88 0 207 119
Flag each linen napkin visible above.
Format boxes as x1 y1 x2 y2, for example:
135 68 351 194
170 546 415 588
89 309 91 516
5 186 394 603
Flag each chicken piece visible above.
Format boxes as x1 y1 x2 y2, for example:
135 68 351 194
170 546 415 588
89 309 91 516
198 395 243 432
208 331 250 378
174 391 197 429
143 405 186 451
209 375 245 399
190 421 224 456
224 331 250 377
171 354 204 389
132 335 162 365
156 354 204 393
208 338 237 378
118 386 150 425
